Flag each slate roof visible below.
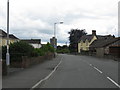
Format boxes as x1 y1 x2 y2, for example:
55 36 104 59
0 29 7 37
9 34 19 39
78 35 94 42
21 39 41 44
90 38 119 48
0 29 19 39
78 34 114 43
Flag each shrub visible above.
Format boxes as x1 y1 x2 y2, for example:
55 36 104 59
57 48 70 54
2 41 37 62
10 41 34 55
34 42 54 56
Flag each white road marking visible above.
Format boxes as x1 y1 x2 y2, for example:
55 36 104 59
30 57 63 89
93 67 103 74
107 77 120 88
82 60 120 88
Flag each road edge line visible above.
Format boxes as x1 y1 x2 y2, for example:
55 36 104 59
30 57 63 89
107 77 120 88
93 67 103 74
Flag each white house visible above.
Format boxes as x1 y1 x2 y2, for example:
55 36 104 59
21 39 42 48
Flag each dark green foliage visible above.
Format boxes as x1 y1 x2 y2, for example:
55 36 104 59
10 41 34 55
2 41 54 62
57 45 70 54
2 46 7 60
2 41 37 62
57 49 70 54
68 29 87 53
34 42 54 56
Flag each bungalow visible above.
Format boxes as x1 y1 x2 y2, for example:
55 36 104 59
21 39 42 48
0 29 19 47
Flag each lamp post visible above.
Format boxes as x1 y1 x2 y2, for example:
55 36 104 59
53 22 63 48
53 22 63 57
6 0 10 66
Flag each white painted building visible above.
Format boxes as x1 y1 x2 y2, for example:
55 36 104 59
21 39 42 48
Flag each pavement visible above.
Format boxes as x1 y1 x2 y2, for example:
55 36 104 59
2 55 62 89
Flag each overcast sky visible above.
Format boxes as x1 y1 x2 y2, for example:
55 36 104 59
0 0 119 45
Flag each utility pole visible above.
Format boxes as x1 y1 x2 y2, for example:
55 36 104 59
6 0 10 66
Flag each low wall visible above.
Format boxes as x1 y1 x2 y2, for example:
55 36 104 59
13 52 54 68
2 53 54 75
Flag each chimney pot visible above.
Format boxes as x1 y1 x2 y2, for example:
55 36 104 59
92 30 96 35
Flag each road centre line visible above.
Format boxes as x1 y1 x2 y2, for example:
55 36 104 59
30 57 63 90
107 77 120 88
82 60 120 88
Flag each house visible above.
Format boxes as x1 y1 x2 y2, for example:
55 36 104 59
78 30 114 53
90 37 120 57
0 29 19 46
21 39 42 48
78 30 97 53
109 39 120 58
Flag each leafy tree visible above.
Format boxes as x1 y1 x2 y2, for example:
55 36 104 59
68 29 87 53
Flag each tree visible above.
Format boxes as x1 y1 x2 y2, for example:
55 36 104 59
68 29 87 53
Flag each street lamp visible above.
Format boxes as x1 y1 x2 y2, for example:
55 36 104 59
53 22 63 57
54 22 63 48
6 0 10 66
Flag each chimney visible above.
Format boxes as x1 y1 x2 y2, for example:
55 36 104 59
92 30 96 36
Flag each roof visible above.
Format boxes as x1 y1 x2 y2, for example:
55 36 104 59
0 29 7 37
21 39 41 44
9 34 19 39
0 29 19 39
78 35 94 42
90 38 119 48
97 35 114 39
78 34 114 43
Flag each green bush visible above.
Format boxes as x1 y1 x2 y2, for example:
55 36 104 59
34 42 54 56
57 48 70 53
2 41 54 62
2 46 7 60
10 41 34 55
2 41 38 62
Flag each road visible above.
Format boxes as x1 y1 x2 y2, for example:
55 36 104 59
36 54 119 88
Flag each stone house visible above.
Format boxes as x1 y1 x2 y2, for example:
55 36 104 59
90 37 120 57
